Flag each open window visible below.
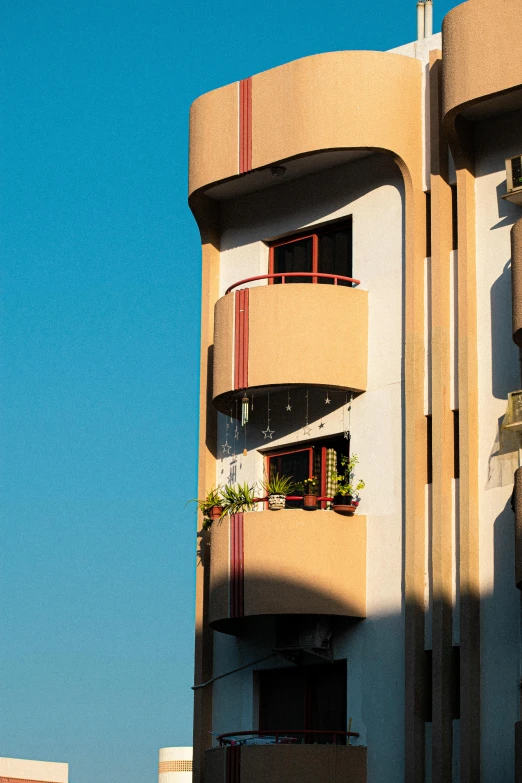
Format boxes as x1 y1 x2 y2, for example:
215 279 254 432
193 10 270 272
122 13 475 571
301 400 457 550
258 660 347 743
265 435 350 508
270 219 353 286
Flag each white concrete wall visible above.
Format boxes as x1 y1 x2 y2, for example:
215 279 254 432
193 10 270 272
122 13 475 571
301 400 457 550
0 757 68 783
211 153 406 780
474 108 522 781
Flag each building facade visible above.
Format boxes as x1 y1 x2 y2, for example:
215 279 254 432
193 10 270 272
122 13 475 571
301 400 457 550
0 757 68 783
159 747 193 782
188 0 522 780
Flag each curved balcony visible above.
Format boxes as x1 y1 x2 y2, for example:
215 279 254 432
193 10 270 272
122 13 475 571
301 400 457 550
442 0 522 126
205 741 366 783
208 509 366 634
189 49 423 205
212 274 368 413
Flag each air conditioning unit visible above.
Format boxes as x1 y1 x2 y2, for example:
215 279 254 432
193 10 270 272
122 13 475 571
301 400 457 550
503 155 522 205
275 617 333 663
503 390 522 432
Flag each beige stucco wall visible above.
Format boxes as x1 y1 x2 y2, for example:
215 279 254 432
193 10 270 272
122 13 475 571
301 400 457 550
443 0 522 123
209 510 366 630
205 745 367 783
213 293 234 399
212 284 368 403
0 758 68 783
189 81 238 197
189 49 422 199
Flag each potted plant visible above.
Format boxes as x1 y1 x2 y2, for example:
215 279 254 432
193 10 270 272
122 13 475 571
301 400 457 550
261 473 296 510
188 486 224 530
220 482 257 516
331 455 365 516
302 476 319 511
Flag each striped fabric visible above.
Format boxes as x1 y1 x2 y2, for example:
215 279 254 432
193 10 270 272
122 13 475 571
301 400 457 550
313 450 321 486
326 448 337 507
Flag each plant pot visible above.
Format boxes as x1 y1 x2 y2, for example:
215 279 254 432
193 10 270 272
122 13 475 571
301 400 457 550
268 494 286 511
332 495 355 516
303 493 318 511
209 505 224 521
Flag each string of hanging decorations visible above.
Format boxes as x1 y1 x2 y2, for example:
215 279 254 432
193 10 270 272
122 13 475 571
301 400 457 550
221 387 356 463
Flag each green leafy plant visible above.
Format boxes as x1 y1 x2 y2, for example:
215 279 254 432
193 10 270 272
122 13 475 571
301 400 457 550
302 475 319 495
187 486 224 529
261 473 296 497
220 482 257 515
332 455 365 498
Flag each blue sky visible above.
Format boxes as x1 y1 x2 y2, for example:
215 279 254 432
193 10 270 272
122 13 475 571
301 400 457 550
1 1 457 781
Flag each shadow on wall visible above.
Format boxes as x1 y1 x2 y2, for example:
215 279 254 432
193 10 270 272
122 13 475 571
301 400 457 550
490 258 519 399
218 154 403 255
192 496 521 783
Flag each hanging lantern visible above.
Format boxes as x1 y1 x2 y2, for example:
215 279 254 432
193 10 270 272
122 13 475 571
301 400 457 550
241 395 249 426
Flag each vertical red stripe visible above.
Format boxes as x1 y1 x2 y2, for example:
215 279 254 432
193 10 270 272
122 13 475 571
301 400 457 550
229 514 244 619
234 289 249 390
242 289 249 389
226 745 241 783
239 77 252 174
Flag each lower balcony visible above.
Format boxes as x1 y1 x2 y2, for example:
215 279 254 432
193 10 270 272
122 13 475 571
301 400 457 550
209 509 366 633
205 741 367 783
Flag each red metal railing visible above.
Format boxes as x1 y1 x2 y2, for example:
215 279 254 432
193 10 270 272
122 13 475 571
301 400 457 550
225 272 360 295
217 729 360 746
252 496 333 503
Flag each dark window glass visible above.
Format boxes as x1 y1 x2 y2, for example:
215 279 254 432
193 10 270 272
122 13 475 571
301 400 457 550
451 185 458 250
273 237 313 283
451 646 460 719
453 410 460 479
268 449 310 508
426 415 433 484
259 661 347 743
318 228 352 285
426 191 432 257
424 649 433 722
512 156 522 189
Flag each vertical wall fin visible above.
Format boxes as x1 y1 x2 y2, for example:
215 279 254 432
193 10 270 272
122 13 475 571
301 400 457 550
429 50 454 783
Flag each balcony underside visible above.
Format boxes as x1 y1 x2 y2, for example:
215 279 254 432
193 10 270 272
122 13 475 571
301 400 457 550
205 744 367 783
209 510 366 634
212 283 368 414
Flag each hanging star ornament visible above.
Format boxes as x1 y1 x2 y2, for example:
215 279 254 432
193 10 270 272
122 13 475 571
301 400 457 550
222 441 232 454
318 422 325 429
325 394 331 405
262 426 275 439
303 425 312 436
286 403 292 411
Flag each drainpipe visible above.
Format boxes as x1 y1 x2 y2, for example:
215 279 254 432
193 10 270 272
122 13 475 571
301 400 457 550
417 1 425 41
424 0 433 37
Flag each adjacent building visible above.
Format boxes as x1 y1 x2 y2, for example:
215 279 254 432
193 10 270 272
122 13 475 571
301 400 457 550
188 0 522 780
159 747 193 782
0 757 68 783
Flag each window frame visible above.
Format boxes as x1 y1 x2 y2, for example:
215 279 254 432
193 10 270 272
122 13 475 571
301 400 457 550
268 218 353 285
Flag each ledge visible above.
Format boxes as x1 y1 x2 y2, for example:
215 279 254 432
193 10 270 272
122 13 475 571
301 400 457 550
205 744 367 783
209 510 366 633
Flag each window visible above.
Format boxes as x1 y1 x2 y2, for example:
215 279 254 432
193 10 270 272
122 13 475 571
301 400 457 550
270 220 353 285
265 436 350 508
451 185 458 250
258 660 347 742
